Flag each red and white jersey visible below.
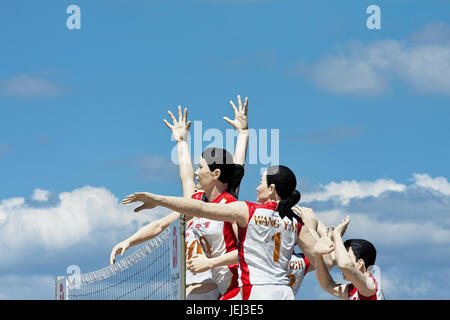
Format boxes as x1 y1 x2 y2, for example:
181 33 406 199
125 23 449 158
348 274 385 300
238 201 302 288
185 192 214 286
286 252 310 295
192 191 239 296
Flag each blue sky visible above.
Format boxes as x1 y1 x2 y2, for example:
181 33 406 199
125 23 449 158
0 0 449 299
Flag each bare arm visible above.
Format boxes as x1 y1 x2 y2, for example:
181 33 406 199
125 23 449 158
163 106 195 198
314 249 349 299
177 140 195 198
313 230 349 299
332 220 377 297
224 94 249 198
122 193 250 227
293 206 335 271
110 211 179 264
187 250 239 274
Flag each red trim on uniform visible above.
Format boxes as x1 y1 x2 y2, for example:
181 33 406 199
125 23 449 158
348 274 379 300
237 201 280 289
210 191 236 204
348 283 357 300
208 191 240 296
223 222 238 252
300 253 311 274
237 201 257 288
212 191 239 255
212 191 238 253
358 275 378 300
191 191 206 201
297 220 303 234
220 287 240 300
241 285 253 300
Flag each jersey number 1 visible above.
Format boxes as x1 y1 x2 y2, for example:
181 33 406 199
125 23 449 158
272 232 281 262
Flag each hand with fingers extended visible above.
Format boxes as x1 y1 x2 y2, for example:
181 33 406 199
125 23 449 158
163 105 192 142
331 215 351 240
186 254 213 275
314 229 335 255
223 94 248 133
110 240 131 265
292 205 318 231
121 192 159 212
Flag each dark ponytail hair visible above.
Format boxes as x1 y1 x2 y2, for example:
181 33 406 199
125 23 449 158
201 147 245 199
266 165 301 221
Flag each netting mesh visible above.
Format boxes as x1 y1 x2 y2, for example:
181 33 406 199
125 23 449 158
56 220 181 300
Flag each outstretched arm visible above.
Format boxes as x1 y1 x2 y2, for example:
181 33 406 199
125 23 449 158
110 211 180 264
313 230 349 299
163 106 195 198
122 192 249 227
293 206 335 271
223 94 249 198
332 217 377 297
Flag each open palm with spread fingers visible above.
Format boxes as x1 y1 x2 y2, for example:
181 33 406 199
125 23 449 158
163 105 192 142
223 94 248 133
122 192 158 213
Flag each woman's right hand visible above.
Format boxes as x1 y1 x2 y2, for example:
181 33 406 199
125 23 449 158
163 105 192 142
110 240 131 265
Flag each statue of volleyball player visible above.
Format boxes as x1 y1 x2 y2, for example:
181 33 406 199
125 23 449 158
313 216 385 300
122 164 335 300
110 95 250 300
186 204 344 297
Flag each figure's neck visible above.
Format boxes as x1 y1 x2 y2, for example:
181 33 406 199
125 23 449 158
269 193 281 203
205 182 228 202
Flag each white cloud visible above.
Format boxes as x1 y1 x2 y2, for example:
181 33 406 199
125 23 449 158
306 173 450 246
340 210 450 245
302 178 406 205
303 23 450 96
308 53 387 96
31 188 50 202
413 173 450 196
302 173 450 206
0 275 55 299
0 186 169 267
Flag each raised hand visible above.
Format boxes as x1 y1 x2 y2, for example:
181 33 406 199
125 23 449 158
292 205 318 231
332 215 350 239
121 192 158 213
314 229 335 255
110 240 131 265
223 94 248 133
163 105 192 142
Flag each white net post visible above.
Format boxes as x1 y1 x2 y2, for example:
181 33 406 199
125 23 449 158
179 214 186 300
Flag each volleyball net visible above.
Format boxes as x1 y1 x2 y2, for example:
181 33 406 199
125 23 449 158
55 219 184 300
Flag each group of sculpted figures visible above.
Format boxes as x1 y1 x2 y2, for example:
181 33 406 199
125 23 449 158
110 95 385 300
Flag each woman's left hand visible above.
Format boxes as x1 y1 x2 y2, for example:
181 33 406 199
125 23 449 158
223 94 248 133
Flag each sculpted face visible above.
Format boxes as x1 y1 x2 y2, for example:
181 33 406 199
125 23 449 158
256 171 273 204
342 247 364 281
194 157 220 192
